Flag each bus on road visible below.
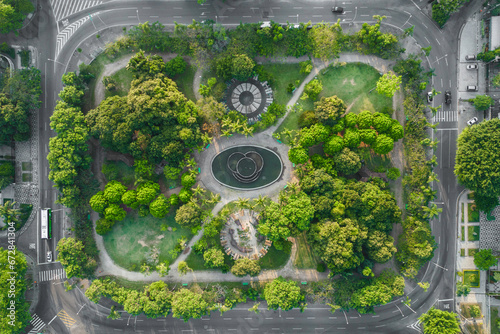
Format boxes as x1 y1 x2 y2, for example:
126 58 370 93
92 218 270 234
41 208 52 239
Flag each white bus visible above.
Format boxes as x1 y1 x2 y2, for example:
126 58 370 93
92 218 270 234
41 208 52 239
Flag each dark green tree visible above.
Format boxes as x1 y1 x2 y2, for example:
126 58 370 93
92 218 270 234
231 258 261 277
473 249 498 270
264 277 303 311
419 307 460 334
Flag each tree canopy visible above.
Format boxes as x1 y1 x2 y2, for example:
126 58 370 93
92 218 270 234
264 277 303 311
419 307 460 334
473 249 498 270
171 289 209 322
376 71 402 97
56 238 97 279
455 119 500 211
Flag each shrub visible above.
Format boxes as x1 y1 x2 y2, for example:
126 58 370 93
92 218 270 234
432 3 450 28
387 167 400 180
316 263 326 272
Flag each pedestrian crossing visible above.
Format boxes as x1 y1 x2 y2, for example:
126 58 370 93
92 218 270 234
432 110 457 123
55 17 89 59
27 314 45 334
51 0 103 22
57 309 77 328
38 268 66 282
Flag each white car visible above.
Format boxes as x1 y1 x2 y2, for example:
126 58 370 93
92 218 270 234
47 251 53 262
427 91 433 103
466 64 478 70
467 117 478 126
465 55 476 61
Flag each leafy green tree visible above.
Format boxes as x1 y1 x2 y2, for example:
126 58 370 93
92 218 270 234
350 269 404 313
164 165 182 180
134 158 155 183
356 17 399 57
149 194 171 219
177 261 192 276
157 260 170 277
334 148 361 175
388 120 404 141
57 238 97 278
0 161 14 190
359 129 377 145
0 200 19 224
258 191 315 244
310 21 343 61
181 173 196 188
472 95 494 111
104 204 127 222
0 247 30 334
373 134 394 155
372 112 392 133
314 96 346 125
58 85 84 106
231 257 261 277
103 180 127 204
203 248 225 268
365 230 397 263
343 128 361 148
232 54 255 80
419 307 460 334
473 248 498 270
422 203 442 219
376 71 402 97
357 110 373 129
418 282 430 292
0 93 30 142
0 0 34 34
171 289 208 322
127 51 166 78
455 119 500 203
90 191 108 213
310 219 368 273
178 188 193 203
264 277 303 311
136 181 160 205
324 135 344 155
386 167 400 180
96 218 115 235
122 190 139 209
165 55 187 77
175 203 203 228
197 96 225 123
302 79 323 101
288 146 309 164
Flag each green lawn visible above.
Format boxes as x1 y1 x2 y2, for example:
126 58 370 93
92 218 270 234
461 226 465 241
468 203 480 223
103 160 136 187
294 232 319 269
105 67 135 99
261 63 308 106
275 62 393 142
468 226 480 242
358 147 393 172
460 249 465 257
185 251 207 271
492 307 500 334
173 64 197 102
103 210 193 271
469 248 478 257
22 173 32 182
461 203 464 223
258 245 290 270
464 270 480 287
21 162 32 171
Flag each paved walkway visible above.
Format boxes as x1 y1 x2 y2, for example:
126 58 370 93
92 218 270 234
94 53 399 283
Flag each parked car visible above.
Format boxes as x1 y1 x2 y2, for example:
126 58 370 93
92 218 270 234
260 21 271 28
466 64 478 70
47 251 52 263
427 91 433 103
445 91 451 104
465 55 476 61
467 85 478 91
467 117 478 126
331 6 344 13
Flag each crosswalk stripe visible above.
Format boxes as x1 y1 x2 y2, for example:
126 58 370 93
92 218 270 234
38 268 67 282
27 314 46 333
432 110 457 123
51 0 103 22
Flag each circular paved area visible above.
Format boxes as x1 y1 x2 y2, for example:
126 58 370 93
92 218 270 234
226 78 271 119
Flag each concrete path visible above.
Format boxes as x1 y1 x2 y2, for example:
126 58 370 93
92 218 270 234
94 53 397 283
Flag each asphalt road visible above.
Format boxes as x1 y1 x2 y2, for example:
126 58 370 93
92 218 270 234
5 0 487 332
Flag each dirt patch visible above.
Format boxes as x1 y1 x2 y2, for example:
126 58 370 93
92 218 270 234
342 78 357 86
156 235 165 240
138 239 148 247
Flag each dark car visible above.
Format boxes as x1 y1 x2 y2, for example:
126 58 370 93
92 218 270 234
445 91 451 104
332 7 344 13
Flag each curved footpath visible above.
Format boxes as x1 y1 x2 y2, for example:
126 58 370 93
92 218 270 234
94 53 402 284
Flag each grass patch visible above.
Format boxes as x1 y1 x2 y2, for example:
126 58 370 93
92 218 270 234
22 173 32 182
464 270 480 288
469 202 480 222
461 203 464 223
18 50 30 67
173 64 197 102
492 307 500 334
468 226 480 241
275 62 393 143
102 160 135 187
358 147 393 172
465 323 484 334
103 210 193 271
468 192 475 200
261 63 308 106
490 271 500 284
106 276 149 291
294 232 319 269
21 162 32 171
469 248 479 257
104 67 135 99
185 251 207 271
461 249 465 257
258 245 290 270
461 226 465 241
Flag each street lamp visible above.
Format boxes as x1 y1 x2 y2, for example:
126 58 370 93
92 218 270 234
296 14 299 24
47 58 64 66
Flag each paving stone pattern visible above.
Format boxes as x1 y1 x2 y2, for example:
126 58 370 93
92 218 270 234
479 201 500 253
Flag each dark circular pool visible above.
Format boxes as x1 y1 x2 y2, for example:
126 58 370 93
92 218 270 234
211 145 283 190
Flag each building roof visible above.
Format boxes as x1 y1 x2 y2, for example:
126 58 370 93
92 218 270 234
491 16 500 51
